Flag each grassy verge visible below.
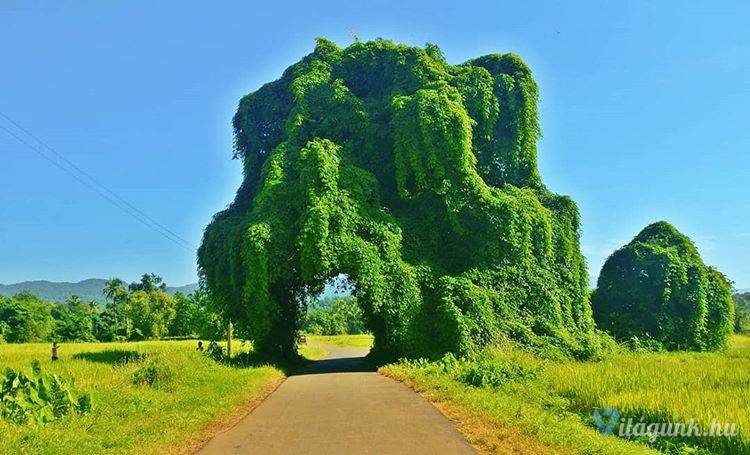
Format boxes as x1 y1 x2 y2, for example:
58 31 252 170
0 340 283 454
381 335 750 454
306 334 373 349
299 343 329 360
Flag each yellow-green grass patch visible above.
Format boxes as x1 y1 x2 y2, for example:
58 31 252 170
305 334 373 349
382 336 750 454
0 340 283 454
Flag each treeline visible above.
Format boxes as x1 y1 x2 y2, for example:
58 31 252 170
0 274 224 343
736 292 750 333
303 296 366 336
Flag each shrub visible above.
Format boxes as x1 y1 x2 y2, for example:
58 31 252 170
203 341 226 362
132 359 173 388
396 351 540 389
626 335 665 353
462 359 538 388
0 361 91 425
592 221 735 351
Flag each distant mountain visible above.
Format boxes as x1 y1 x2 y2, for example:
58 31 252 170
0 279 198 304
168 282 199 295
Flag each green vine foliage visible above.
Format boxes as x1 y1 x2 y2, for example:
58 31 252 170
198 38 595 360
592 221 735 351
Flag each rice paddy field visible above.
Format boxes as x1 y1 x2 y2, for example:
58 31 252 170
3 334 747 454
0 340 283 454
382 335 750 454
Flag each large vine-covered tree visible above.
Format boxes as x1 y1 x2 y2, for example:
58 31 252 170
592 221 735 351
198 38 595 360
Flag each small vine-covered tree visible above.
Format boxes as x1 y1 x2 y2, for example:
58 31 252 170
198 38 595 360
592 221 735 351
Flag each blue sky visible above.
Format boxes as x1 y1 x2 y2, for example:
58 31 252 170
1 1 748 288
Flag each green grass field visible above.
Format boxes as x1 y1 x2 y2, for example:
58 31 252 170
298 342 329 360
0 340 283 454
4 334 746 454
306 334 374 349
382 335 750 454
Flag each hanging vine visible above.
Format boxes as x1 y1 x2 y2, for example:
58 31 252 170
592 221 735 351
198 38 595 360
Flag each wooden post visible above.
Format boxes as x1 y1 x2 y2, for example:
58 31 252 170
226 320 233 359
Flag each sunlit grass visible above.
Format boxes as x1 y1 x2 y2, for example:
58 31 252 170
382 335 750 454
298 343 328 360
550 335 750 453
306 334 373 348
0 340 282 454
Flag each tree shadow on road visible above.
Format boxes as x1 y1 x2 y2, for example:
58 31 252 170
206 341 377 376
291 354 375 376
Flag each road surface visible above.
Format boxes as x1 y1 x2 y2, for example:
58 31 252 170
197 343 475 454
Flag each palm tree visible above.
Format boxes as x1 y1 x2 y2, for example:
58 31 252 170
103 278 127 303
103 278 128 337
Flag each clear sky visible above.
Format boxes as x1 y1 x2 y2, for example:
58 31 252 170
1 1 748 288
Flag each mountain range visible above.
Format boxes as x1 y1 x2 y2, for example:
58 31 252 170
1 278 743 305
0 279 198 304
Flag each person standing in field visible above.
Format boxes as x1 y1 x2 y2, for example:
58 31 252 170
51 342 60 361
197 341 204 351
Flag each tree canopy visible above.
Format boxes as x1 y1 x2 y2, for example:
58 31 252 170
734 292 750 333
304 296 366 336
592 221 735 351
0 275 222 344
198 38 595 360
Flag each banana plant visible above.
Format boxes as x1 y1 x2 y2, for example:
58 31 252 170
0 361 91 425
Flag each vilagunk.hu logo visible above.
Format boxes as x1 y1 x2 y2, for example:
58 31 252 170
592 408 738 443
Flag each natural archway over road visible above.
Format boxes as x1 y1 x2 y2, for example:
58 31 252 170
197 342 476 454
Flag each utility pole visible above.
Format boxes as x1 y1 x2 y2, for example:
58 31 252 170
227 320 233 359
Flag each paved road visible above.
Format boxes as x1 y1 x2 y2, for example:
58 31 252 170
197 343 475 455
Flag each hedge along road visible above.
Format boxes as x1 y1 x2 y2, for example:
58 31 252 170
197 343 476 454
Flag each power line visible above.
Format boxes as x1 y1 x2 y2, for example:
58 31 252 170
0 121 194 251
0 111 194 249
0 111 196 251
